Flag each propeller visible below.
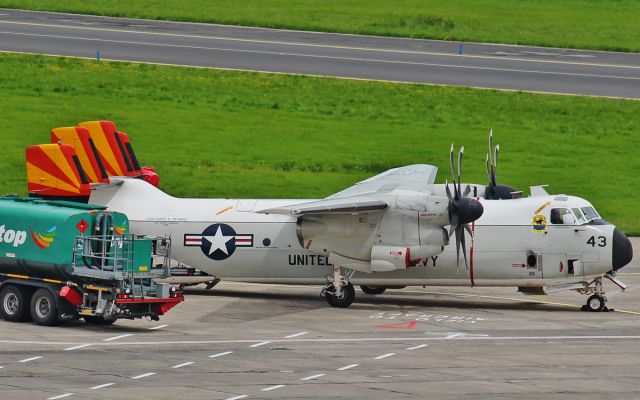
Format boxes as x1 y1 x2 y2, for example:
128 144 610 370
484 129 517 200
446 144 484 272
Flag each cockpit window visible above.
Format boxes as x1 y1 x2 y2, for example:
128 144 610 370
581 207 600 221
572 208 587 224
550 208 576 225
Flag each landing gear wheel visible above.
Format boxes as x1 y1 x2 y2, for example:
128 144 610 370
326 283 355 308
585 294 605 312
360 285 386 295
83 316 116 325
30 289 59 326
0 285 31 322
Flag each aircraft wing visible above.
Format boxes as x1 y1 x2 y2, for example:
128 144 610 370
327 164 438 198
258 196 388 216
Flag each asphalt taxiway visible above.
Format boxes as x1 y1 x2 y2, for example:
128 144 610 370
1 8 640 99
1 238 638 400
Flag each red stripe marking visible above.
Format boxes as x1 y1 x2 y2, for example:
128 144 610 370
27 146 78 188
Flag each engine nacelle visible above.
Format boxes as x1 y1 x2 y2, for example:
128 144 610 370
370 244 442 272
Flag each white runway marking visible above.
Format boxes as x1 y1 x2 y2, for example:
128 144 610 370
262 384 286 391
446 333 466 339
149 324 169 330
47 394 73 400
374 353 395 360
90 383 115 390
250 341 271 348
224 395 248 400
172 361 195 369
64 344 93 351
407 344 428 350
103 333 134 342
209 351 233 358
19 356 42 363
131 372 156 379
285 331 308 338
338 363 359 371
301 373 326 381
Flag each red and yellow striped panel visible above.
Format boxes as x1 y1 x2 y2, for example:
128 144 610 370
78 121 136 177
26 144 90 198
51 127 110 183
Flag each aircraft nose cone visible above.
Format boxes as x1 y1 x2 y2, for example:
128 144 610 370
456 197 484 225
612 227 633 271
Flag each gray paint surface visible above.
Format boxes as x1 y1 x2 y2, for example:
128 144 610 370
1 9 640 98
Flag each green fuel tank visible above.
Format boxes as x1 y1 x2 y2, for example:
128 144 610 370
0 197 129 281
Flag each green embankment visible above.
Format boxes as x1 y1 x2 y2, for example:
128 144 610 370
0 53 638 233
1 1 639 52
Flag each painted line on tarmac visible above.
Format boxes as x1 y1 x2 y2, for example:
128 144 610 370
406 344 428 350
4 334 640 348
172 361 195 369
2 50 637 101
374 353 395 360
337 363 359 371
285 331 308 339
301 373 326 381
1 19 638 70
1 31 639 83
262 384 286 391
64 344 93 351
47 394 73 400
103 333 134 342
131 372 156 380
149 324 169 330
225 395 248 400
251 341 271 348
209 351 233 359
19 356 42 363
90 383 115 390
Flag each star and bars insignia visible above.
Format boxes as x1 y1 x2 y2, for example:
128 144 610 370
184 223 253 260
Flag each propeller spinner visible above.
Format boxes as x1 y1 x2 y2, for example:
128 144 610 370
446 144 484 272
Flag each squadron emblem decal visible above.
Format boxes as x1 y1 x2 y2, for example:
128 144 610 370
184 224 253 260
532 214 547 233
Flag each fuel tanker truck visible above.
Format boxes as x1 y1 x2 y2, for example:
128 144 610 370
0 196 183 326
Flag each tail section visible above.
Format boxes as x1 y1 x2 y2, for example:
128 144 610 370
26 120 160 203
26 143 91 202
51 126 110 184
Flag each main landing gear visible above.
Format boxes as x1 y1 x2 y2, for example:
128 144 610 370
321 266 356 308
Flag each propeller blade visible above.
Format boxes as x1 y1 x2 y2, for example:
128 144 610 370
464 223 473 236
448 214 459 238
445 179 453 201
493 144 499 186
460 226 469 271
457 147 464 199
449 143 455 183
463 185 472 197
485 154 491 183
455 224 462 271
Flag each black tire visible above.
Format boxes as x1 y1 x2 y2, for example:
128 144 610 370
326 283 355 308
83 316 115 325
0 285 31 322
586 294 605 312
360 285 387 295
30 288 59 326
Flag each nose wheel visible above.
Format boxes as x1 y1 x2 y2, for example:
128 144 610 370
578 277 610 312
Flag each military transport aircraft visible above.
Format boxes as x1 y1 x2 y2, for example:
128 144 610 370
27 123 633 311
86 133 633 312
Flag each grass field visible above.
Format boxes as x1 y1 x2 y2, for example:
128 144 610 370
0 53 638 233
1 1 640 52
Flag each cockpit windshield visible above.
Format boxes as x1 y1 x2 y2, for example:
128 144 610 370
572 208 587 224
581 206 600 221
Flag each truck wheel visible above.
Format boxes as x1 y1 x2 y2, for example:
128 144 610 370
0 285 31 322
360 285 387 295
30 289 59 326
83 316 115 325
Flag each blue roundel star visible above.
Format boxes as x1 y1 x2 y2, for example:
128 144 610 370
201 224 237 260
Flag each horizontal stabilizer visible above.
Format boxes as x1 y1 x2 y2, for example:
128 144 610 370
258 197 388 216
